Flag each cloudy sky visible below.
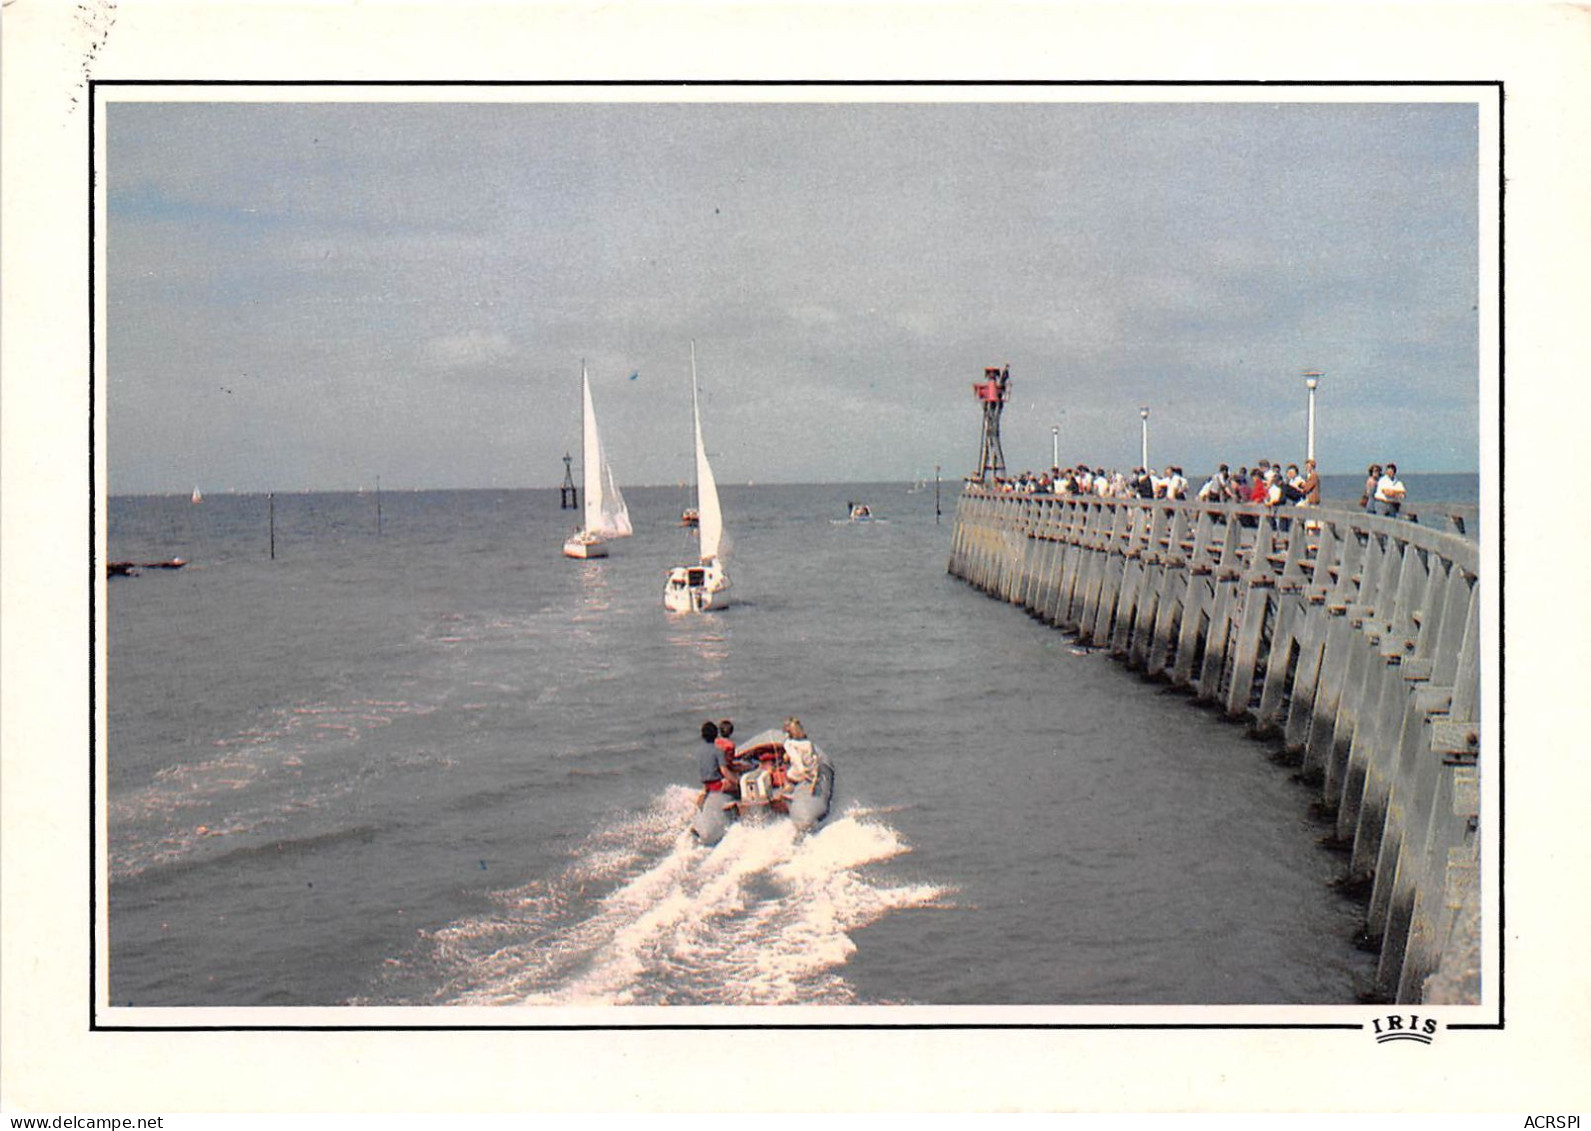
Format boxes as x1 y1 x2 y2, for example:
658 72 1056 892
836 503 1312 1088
106 96 1480 493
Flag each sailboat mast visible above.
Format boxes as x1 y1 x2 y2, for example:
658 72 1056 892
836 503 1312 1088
690 339 699 478
580 360 601 533
690 339 701 527
688 339 698 510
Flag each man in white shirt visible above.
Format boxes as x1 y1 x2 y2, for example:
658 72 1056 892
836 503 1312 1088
1374 463 1407 517
1198 464 1229 501
1165 466 1188 500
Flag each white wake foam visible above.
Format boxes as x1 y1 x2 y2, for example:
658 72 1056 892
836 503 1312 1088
422 787 954 1007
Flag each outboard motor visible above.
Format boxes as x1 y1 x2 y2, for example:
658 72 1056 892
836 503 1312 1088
740 766 773 803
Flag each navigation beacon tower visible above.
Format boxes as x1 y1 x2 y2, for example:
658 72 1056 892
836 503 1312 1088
559 453 578 510
971 364 1011 481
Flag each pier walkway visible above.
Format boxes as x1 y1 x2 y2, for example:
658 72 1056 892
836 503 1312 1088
948 486 1483 1005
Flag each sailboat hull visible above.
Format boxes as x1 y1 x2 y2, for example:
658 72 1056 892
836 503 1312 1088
663 562 728 612
562 535 608 559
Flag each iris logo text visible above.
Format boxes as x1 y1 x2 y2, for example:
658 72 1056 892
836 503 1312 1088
1369 1014 1439 1044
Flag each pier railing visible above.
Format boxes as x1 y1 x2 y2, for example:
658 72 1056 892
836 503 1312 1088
948 486 1482 1005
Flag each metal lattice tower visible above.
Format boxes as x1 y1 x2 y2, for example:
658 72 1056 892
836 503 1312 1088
971 364 1011 480
559 453 578 509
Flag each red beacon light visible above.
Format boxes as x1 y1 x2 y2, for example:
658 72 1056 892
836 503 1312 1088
973 365 1009 404
970 363 1011 480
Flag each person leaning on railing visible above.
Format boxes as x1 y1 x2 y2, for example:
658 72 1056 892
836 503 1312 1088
1360 464 1382 511
1373 464 1407 518
1299 460 1321 506
1198 464 1229 501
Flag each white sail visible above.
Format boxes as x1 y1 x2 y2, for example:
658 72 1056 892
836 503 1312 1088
580 365 632 539
691 353 723 563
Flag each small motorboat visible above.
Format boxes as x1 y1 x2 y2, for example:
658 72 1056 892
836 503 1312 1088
847 502 872 522
108 558 187 578
691 727 836 846
681 508 699 528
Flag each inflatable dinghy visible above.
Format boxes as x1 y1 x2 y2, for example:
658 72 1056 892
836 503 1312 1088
690 727 836 846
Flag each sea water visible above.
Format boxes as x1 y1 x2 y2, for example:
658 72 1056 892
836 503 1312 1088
104 476 1477 1009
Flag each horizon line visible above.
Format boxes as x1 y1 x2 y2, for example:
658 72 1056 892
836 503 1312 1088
110 470 1484 499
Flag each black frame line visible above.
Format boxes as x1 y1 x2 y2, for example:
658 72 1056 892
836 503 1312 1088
89 72 100 1037
87 78 1505 1033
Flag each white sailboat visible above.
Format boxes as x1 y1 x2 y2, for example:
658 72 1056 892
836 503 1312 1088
663 342 730 612
191 486 203 504
562 362 632 560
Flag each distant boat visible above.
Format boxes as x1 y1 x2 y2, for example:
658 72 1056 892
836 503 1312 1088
191 486 202 504
847 501 873 522
562 362 633 560
680 508 699 529
108 558 186 578
664 342 730 612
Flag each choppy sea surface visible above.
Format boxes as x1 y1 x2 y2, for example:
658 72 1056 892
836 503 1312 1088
104 475 1477 1010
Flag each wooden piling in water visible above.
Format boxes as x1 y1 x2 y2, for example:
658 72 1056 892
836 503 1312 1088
947 486 1483 1005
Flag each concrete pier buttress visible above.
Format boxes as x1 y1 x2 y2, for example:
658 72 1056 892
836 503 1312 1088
947 487 1483 1005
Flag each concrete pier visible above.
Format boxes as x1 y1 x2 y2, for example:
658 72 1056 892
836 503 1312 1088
948 487 1482 1005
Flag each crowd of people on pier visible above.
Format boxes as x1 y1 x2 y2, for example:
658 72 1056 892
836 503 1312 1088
986 458 1407 516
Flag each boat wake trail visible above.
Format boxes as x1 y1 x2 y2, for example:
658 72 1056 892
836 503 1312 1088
109 698 442 882
410 787 954 1007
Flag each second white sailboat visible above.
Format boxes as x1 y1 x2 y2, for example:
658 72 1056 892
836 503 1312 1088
664 343 730 611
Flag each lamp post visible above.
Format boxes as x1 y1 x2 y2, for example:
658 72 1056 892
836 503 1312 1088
1303 371 1322 464
1051 425 1060 469
1139 406 1150 470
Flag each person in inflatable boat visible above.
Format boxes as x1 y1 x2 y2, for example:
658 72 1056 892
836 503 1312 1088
696 719 738 804
782 717 820 790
